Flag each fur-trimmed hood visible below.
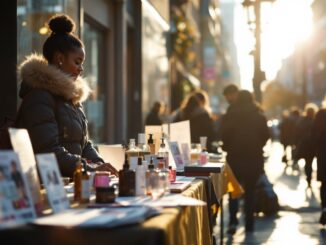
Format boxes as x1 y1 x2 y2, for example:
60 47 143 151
18 54 90 104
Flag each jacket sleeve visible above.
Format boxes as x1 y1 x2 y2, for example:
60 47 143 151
82 140 104 163
19 90 80 177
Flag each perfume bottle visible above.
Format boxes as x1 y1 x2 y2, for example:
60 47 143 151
126 139 139 163
135 157 146 196
138 133 150 159
147 133 156 154
118 153 136 196
199 136 208 164
146 157 156 196
157 137 169 168
158 161 170 193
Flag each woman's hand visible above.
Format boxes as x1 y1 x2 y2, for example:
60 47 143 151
93 162 119 176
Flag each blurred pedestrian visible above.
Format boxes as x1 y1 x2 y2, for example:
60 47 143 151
223 84 239 111
174 90 217 152
145 101 164 125
289 107 302 170
220 90 270 233
279 110 292 165
311 98 326 225
294 103 318 188
16 14 117 177
221 84 240 234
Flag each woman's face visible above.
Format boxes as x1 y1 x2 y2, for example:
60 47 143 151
60 47 85 80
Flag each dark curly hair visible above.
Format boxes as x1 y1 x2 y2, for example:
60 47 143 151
43 14 83 63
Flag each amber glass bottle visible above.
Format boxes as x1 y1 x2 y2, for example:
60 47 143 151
118 153 135 196
74 159 90 203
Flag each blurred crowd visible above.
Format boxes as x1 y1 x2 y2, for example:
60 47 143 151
145 84 326 232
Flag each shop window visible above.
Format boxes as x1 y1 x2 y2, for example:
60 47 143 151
17 0 79 64
82 18 107 143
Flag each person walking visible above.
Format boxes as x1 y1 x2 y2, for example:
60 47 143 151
289 107 302 170
279 110 292 165
220 90 270 233
311 99 326 225
294 103 318 188
16 14 117 177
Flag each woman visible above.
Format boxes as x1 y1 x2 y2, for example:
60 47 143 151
220 90 270 233
145 101 163 125
311 99 326 225
174 90 217 152
16 14 117 177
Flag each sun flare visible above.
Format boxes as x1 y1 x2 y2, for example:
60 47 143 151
235 0 314 88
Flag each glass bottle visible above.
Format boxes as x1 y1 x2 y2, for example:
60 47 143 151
158 161 170 193
118 153 136 196
147 133 155 154
157 137 169 168
135 156 146 196
73 160 82 202
199 136 208 164
138 133 150 159
126 139 139 161
74 159 90 203
146 157 156 196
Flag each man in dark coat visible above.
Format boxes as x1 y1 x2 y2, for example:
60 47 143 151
311 104 326 225
294 103 318 187
220 90 270 233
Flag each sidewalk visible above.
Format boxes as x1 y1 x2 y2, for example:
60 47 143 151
214 141 326 245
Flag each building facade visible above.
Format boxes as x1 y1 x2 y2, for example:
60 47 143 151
1 0 170 144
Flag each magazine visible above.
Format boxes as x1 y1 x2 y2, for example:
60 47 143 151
0 150 36 229
36 153 70 213
9 128 43 215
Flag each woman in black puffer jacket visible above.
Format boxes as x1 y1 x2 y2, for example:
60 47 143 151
16 14 117 177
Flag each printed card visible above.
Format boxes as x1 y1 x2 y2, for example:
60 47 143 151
9 128 43 215
0 150 36 229
36 153 70 213
169 141 184 171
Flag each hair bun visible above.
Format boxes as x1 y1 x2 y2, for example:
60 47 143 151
48 14 75 35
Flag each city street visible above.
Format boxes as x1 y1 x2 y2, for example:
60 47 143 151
215 141 326 245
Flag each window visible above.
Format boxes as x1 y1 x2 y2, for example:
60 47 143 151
17 0 79 64
82 18 107 143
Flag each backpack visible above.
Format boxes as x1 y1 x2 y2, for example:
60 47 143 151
255 174 280 216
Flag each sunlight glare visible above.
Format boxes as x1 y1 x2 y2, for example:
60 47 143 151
235 0 314 88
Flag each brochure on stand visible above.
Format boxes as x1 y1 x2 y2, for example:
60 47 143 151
169 141 184 172
36 153 70 213
0 151 36 229
169 120 191 151
9 128 43 214
32 206 159 228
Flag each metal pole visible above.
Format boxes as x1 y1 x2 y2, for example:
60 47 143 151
253 0 263 103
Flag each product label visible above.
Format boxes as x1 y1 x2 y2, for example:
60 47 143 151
81 179 91 199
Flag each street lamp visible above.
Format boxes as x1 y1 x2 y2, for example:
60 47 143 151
242 0 275 103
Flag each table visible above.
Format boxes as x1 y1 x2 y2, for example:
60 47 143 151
0 179 212 245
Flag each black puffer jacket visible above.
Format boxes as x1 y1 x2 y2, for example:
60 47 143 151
220 103 269 177
16 54 103 177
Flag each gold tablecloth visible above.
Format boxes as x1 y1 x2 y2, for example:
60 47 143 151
0 179 212 245
143 179 211 245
